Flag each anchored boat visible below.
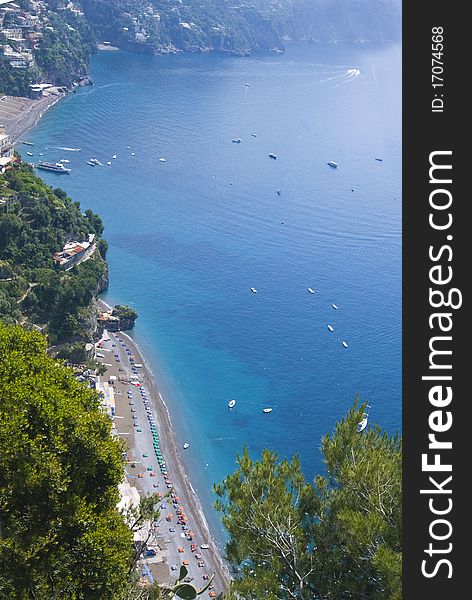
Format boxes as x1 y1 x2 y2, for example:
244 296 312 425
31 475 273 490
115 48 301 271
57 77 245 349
357 406 371 432
36 161 71 174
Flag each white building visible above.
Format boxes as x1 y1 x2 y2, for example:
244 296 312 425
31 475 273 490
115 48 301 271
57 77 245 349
1 27 24 41
96 379 116 418
0 132 14 172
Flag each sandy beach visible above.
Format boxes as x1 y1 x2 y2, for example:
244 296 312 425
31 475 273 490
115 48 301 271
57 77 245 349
95 316 229 595
1 93 64 144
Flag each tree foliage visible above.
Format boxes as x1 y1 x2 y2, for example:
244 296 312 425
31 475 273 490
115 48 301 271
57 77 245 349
215 398 402 599
0 324 133 599
0 164 106 342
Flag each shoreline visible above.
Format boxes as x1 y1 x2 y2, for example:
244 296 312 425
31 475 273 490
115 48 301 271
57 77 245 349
120 331 219 544
3 93 65 145
11 83 231 589
97 301 229 592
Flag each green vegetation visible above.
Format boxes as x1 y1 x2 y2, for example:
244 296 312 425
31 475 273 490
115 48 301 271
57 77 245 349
113 304 138 322
55 340 90 363
34 10 97 88
0 325 401 598
1 0 401 96
0 324 132 598
80 0 400 56
0 56 35 97
215 399 402 600
0 163 106 343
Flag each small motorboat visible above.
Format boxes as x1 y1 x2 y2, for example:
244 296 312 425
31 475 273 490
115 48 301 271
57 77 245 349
276 189 282 196
27 152 33 156
251 133 257 137
250 287 257 293
228 399 236 409
232 138 242 143
263 408 273 413
159 157 166 162
112 154 117 159
183 443 189 450
127 146 131 149
131 152 135 156
89 158 101 165
327 325 334 332
375 157 383 162
332 303 338 310
269 153 277 160
327 161 338 168
107 161 112 165
342 341 349 348
86 160 96 166
357 407 370 432
308 288 315 294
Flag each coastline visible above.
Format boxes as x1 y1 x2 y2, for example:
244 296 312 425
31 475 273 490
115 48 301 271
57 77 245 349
97 301 229 592
2 93 65 145
6 81 231 588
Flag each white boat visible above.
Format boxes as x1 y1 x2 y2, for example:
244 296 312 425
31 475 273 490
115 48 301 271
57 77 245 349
375 157 383 162
357 406 370 432
269 153 277 160
332 303 338 309
342 341 348 348
131 152 135 156
228 399 236 408
59 159 70 163
107 161 112 165
127 146 131 149
232 138 242 143
27 152 33 156
251 133 257 137
36 161 71 174
327 161 338 168
159 158 166 162
308 288 315 294
250 287 257 293
89 158 101 165
263 408 273 413
183 443 189 450
327 325 334 332
112 154 117 159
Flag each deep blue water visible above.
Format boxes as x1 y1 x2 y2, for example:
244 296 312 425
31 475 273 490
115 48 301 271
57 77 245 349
26 43 401 544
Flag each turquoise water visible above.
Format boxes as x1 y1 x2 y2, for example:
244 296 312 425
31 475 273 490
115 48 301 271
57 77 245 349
26 43 401 545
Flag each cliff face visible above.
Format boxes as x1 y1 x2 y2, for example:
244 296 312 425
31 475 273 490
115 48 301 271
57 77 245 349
78 0 400 57
97 262 110 295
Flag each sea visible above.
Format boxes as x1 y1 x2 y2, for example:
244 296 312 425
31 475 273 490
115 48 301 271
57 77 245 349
26 42 402 547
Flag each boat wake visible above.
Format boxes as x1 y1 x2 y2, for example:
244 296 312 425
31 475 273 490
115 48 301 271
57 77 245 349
49 146 82 152
320 67 361 86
